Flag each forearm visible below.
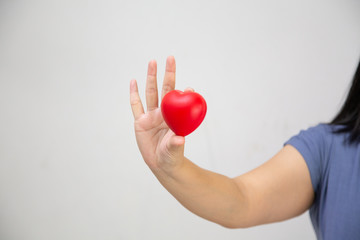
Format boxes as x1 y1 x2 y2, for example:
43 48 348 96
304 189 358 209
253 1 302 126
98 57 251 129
151 157 250 228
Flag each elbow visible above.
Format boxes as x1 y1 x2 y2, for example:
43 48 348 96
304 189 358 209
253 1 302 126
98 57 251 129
220 222 250 229
220 223 242 229
218 219 254 229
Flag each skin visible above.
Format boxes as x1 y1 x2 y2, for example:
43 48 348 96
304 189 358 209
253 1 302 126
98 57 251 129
130 56 314 228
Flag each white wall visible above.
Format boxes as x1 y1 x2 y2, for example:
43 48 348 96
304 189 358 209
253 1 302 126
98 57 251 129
0 0 359 239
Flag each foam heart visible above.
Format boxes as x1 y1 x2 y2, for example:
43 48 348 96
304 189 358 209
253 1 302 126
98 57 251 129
161 90 207 136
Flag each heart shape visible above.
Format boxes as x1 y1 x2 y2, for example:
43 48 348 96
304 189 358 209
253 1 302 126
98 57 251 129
161 90 207 136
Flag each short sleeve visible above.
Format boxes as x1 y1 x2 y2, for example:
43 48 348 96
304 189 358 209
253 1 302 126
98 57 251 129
284 124 326 192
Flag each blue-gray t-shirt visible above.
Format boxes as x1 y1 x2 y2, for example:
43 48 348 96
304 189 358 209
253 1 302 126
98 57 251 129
285 124 360 240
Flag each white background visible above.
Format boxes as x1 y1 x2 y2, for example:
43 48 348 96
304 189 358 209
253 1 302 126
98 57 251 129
0 0 359 239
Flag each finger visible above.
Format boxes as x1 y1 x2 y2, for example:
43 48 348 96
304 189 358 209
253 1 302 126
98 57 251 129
184 87 194 92
166 132 185 155
130 79 144 120
169 135 185 147
161 56 176 99
146 60 158 111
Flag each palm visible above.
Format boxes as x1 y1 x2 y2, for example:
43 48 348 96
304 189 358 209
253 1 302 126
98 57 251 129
134 109 169 167
130 56 184 170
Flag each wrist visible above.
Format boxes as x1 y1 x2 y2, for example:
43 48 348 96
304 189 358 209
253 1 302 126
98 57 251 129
152 155 186 179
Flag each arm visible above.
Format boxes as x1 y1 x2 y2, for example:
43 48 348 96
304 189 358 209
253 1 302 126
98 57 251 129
130 56 314 228
152 145 314 228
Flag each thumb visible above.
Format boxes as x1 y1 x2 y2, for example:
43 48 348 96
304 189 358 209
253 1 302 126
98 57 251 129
167 135 185 155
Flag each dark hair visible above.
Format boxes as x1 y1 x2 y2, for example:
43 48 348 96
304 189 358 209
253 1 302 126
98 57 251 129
330 60 360 143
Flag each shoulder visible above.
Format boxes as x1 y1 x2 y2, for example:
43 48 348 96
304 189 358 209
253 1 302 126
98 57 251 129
298 123 334 136
285 124 332 149
291 124 347 149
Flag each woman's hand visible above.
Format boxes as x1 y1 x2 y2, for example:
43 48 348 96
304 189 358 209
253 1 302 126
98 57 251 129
130 56 187 172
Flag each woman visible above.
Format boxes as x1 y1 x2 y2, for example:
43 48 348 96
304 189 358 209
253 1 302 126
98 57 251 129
129 56 360 240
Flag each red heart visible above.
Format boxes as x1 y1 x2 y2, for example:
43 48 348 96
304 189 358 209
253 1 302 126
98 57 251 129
161 90 207 136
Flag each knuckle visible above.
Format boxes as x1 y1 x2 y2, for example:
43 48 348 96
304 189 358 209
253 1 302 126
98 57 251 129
130 97 141 106
162 84 172 93
146 87 157 94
